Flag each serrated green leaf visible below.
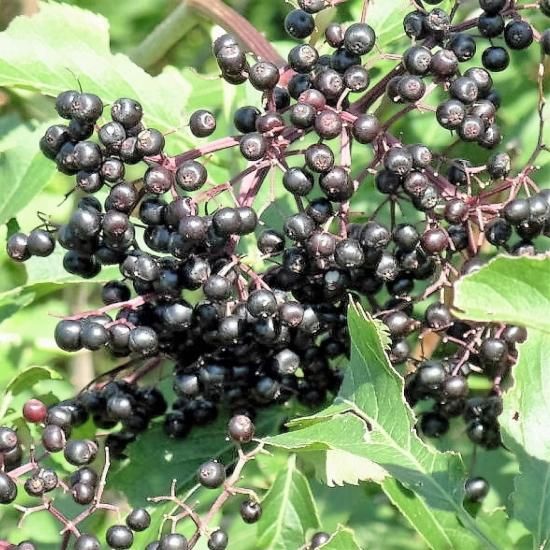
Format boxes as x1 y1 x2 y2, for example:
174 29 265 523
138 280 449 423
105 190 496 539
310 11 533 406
268 301 501 549
453 256 550 334
256 454 320 549
0 2 194 150
454 258 550 548
321 525 362 550
0 365 62 420
0 121 58 225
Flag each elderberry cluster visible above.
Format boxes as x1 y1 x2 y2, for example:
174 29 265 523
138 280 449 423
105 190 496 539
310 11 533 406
4 0 550 522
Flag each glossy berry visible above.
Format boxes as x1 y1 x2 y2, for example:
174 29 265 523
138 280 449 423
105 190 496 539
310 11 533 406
198 460 226 488
344 23 376 55
0 427 18 452
285 9 315 39
310 532 331 548
239 132 267 161
465 477 490 502
504 20 534 50
75 534 101 550
482 47 509 72
106 525 134 549
190 109 217 138
0 471 17 504
126 508 151 532
208 529 229 550
23 399 48 424
228 414 255 443
158 533 188 550
240 499 262 523
6 232 30 262
64 439 98 466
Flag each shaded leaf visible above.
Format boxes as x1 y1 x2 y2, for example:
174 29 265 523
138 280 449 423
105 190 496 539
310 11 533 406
257 454 320 550
322 525 362 550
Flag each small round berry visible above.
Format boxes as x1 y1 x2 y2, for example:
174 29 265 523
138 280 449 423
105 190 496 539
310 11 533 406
0 427 18 453
27 229 55 257
64 439 98 466
465 477 490 502
310 532 331 548
198 460 226 488
239 132 267 161
352 114 380 143
240 499 262 523
285 9 315 39
6 232 30 262
55 90 78 118
482 46 510 72
126 508 151 532
111 98 143 128
106 525 134 549
449 33 476 62
208 529 229 550
23 399 48 424
190 109 217 138
0 471 17 504
72 482 95 505
504 20 534 50
158 533 188 550
344 23 376 55
228 414 255 443
42 424 66 452
75 534 101 550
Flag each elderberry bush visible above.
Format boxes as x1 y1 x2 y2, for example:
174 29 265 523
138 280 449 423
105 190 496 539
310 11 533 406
1 0 550 547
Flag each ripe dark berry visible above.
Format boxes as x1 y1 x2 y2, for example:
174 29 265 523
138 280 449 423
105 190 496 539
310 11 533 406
72 482 95 505
344 65 370 92
449 33 477 62
208 529 229 550
106 525 134 549
283 168 314 196
288 44 319 74
6 232 30 262
479 337 508 365
430 49 458 77
397 75 426 102
420 412 449 437
75 534 101 550
352 114 380 144
403 46 432 75
480 0 506 15
314 110 343 140
450 76 478 103
504 20 534 50
176 161 207 192
0 427 18 453
240 499 262 523
64 439 98 466
465 477 490 502
542 30 550 55
55 90 78 118
239 132 267 161
126 508 151 532
310 532 331 548
249 61 279 91
344 23 376 55
198 460 226 488
0 471 17 504
247 289 278 318
485 218 512 246
384 147 413 177
482 47 510 72
111 98 143 128
285 9 315 39
404 11 427 40
189 109 217 138
299 0 326 13
42 424 66 452
128 326 159 356
27 229 55 257
71 93 103 122
290 103 316 129
228 414 255 443
234 106 260 133
158 533 188 550
478 13 504 38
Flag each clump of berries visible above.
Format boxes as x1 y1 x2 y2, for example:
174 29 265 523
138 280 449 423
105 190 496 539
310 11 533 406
5 0 550 525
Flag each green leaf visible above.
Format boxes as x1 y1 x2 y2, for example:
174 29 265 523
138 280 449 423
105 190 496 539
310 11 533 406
256 454 320 550
453 256 550 334
0 2 193 150
110 409 285 505
454 257 550 548
321 525 362 550
0 121 58 225
0 365 62 420
267 301 501 549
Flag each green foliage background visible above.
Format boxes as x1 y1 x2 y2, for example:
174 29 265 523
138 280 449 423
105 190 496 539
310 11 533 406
0 0 549 548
